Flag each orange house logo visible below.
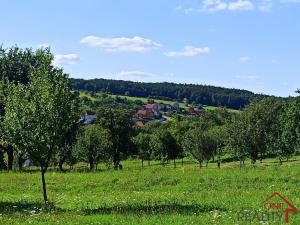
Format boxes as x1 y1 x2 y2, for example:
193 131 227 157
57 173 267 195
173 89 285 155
262 192 297 223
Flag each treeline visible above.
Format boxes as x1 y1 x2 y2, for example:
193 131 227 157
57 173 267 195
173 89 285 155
70 78 270 109
65 97 300 172
132 96 300 168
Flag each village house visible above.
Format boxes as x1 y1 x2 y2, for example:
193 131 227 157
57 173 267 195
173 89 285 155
144 103 161 111
81 110 96 125
133 109 154 119
134 121 144 127
186 107 204 117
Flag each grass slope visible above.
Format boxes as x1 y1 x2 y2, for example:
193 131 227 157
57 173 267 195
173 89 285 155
80 92 240 113
1 159 299 224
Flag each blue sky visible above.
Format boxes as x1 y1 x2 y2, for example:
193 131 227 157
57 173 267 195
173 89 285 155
0 0 299 96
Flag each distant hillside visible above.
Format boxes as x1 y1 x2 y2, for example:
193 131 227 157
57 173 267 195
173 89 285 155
70 78 269 109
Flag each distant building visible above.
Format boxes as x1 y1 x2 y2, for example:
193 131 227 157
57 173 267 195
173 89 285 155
133 109 154 119
81 111 96 125
134 121 144 127
144 103 161 111
172 102 180 111
133 102 163 121
186 107 204 117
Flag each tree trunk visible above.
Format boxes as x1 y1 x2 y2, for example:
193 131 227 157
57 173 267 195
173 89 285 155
41 170 48 205
89 162 94 171
17 154 25 171
181 158 184 166
113 153 121 170
206 160 209 168
199 161 202 168
7 145 14 171
148 160 151 166
173 159 176 168
141 159 144 168
58 161 65 172
58 156 67 172
0 149 6 170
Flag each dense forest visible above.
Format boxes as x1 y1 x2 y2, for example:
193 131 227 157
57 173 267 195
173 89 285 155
70 78 270 109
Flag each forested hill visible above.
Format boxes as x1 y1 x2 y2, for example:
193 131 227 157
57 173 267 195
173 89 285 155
70 78 269 109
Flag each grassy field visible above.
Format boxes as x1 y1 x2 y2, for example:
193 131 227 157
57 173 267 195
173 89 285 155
1 159 300 225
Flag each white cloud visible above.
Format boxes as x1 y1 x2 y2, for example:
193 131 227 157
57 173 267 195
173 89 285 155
38 43 50 48
235 75 258 79
174 5 183 11
175 0 256 13
165 46 210 57
53 54 80 66
115 71 154 79
240 56 250 62
80 35 162 53
112 70 177 82
280 0 300 3
228 0 254 10
114 70 164 82
258 0 273 11
202 0 228 12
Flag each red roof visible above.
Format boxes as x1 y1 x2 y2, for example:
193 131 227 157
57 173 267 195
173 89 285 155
133 109 154 118
135 121 144 127
145 104 156 110
136 110 147 116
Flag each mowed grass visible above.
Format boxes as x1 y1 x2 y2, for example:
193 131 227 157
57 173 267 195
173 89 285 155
1 160 300 225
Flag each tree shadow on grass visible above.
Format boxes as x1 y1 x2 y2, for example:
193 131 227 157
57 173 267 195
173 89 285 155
0 201 63 214
83 203 226 215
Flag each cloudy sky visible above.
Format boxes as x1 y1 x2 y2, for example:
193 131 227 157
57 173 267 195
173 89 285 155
0 0 299 96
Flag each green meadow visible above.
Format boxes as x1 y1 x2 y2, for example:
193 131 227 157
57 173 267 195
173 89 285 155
1 159 299 225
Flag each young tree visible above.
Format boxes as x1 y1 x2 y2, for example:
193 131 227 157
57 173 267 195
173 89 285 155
151 128 179 168
132 133 152 168
57 118 81 172
227 98 285 165
273 95 300 163
168 118 192 166
209 126 227 168
183 128 216 168
226 113 249 167
75 125 112 170
0 46 59 171
96 105 134 169
1 64 79 205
